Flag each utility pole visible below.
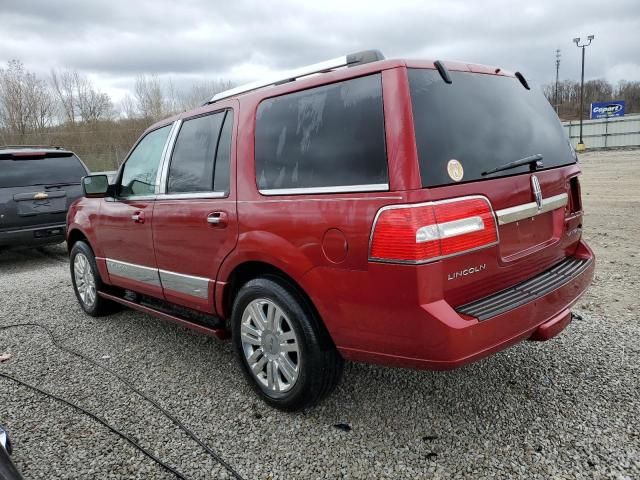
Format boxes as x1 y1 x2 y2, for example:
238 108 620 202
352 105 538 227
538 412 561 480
554 49 561 113
573 35 594 151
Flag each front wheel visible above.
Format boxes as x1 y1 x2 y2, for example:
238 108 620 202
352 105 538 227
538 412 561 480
232 277 343 411
70 241 118 316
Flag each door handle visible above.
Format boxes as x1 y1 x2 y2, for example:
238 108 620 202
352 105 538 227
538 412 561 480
207 211 228 227
131 212 145 223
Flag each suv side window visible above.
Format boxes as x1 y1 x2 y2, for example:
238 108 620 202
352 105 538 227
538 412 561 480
120 125 172 197
167 112 229 194
255 74 387 193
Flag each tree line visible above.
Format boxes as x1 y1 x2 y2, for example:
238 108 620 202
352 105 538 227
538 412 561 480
542 78 640 120
2 59 640 170
0 60 232 170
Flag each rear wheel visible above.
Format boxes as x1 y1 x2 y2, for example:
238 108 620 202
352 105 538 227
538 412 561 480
70 241 118 316
232 277 343 411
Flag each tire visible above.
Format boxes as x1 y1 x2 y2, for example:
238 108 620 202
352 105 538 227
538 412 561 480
69 241 118 317
231 276 344 411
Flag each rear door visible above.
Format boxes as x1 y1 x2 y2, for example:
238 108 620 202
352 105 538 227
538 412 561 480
152 109 238 313
97 124 173 298
406 67 582 305
0 151 87 233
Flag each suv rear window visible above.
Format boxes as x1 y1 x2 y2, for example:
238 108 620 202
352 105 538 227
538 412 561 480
408 69 576 187
255 74 387 192
0 153 87 188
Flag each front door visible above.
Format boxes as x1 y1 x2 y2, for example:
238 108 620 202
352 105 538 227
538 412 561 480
98 123 174 298
152 109 238 313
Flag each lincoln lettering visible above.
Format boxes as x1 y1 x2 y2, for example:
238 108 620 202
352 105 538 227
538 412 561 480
448 264 486 281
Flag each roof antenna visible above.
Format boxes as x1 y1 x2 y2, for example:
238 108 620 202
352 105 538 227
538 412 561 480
434 60 452 84
515 71 530 90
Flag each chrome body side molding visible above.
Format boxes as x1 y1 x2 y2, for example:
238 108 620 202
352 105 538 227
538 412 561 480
106 259 161 286
158 269 209 299
156 192 228 201
259 183 389 196
495 193 568 226
104 258 211 300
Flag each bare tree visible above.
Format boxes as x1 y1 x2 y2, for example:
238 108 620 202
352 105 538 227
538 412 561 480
178 79 234 111
119 93 137 119
164 78 180 116
134 74 165 120
0 60 31 134
50 69 77 124
616 80 640 113
29 77 56 130
77 85 113 122
542 78 640 120
0 60 55 134
50 69 113 123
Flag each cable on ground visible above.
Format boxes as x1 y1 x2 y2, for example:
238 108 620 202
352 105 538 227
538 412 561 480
0 323 246 480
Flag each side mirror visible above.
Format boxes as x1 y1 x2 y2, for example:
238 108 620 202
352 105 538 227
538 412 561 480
82 175 111 198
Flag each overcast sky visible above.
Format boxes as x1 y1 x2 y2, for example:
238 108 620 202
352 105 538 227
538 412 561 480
1 0 639 102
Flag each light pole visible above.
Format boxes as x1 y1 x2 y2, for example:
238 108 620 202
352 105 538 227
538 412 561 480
573 35 594 151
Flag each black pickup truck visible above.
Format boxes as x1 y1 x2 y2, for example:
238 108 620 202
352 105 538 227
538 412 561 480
0 146 89 249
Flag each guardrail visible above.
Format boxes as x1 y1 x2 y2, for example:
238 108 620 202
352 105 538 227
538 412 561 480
562 114 640 149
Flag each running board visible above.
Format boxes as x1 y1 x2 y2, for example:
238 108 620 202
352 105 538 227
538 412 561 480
97 291 230 339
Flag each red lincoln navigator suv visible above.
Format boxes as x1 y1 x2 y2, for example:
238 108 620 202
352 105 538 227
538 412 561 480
67 50 594 411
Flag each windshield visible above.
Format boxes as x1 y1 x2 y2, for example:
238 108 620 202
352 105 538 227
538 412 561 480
0 154 87 188
408 69 575 187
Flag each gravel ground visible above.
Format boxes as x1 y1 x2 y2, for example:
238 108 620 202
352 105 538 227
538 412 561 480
1 149 639 479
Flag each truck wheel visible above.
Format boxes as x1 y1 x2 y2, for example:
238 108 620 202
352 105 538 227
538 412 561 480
70 241 117 316
232 277 343 411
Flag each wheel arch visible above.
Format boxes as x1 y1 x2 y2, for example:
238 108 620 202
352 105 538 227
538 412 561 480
220 260 335 347
66 228 90 252
67 227 111 285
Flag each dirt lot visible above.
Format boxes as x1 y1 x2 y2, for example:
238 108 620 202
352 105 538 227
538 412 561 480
0 149 638 479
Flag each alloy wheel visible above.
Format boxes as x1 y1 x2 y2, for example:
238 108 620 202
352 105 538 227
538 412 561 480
74 252 96 307
240 298 300 393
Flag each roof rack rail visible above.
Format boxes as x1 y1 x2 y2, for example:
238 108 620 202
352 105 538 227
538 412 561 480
0 145 65 150
208 49 385 104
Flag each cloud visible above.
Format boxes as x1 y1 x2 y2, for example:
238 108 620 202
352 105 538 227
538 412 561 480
0 0 638 101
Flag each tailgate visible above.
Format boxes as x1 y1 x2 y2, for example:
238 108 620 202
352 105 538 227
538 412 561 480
413 165 584 307
13 190 67 217
0 185 84 230
399 66 585 307
0 151 87 231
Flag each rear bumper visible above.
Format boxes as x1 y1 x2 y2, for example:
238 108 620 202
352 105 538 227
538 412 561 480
0 224 66 247
309 239 595 370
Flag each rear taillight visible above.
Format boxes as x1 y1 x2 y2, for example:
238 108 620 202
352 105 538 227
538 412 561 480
369 196 498 263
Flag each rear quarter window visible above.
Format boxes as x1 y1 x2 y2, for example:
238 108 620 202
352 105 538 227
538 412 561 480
255 74 388 192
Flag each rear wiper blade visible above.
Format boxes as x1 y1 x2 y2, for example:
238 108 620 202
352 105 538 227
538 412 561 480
482 154 543 176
